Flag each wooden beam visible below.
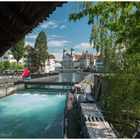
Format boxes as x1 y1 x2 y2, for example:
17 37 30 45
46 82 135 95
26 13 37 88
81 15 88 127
0 16 20 38
0 2 65 56
5 3 34 25
0 4 30 28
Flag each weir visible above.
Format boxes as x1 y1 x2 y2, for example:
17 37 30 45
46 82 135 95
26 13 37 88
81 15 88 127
14 81 78 86
14 81 78 89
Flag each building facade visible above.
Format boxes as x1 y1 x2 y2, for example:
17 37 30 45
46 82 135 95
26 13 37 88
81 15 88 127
73 54 81 68
45 54 56 73
62 49 94 70
93 52 103 71
62 48 74 69
24 45 34 68
0 49 24 65
79 51 94 69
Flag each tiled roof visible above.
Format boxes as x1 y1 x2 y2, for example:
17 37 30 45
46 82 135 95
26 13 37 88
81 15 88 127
25 44 33 50
81 53 93 58
74 54 81 61
49 54 56 59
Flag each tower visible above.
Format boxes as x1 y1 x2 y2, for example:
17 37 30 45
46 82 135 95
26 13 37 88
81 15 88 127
63 49 67 57
71 48 74 57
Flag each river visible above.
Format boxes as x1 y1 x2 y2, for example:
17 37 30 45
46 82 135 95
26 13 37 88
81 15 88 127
0 72 85 138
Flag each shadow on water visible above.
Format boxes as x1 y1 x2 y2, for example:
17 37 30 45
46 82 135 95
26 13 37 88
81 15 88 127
65 100 84 138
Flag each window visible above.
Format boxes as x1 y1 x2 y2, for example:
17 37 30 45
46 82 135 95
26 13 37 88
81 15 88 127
4 56 8 59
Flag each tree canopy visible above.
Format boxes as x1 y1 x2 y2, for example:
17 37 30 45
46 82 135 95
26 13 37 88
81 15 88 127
69 2 140 53
10 37 25 64
32 31 48 71
69 2 140 137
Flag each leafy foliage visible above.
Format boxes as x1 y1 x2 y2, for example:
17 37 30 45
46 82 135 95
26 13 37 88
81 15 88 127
3 61 11 70
0 61 24 71
11 37 25 63
10 62 24 70
0 62 4 70
69 2 140 137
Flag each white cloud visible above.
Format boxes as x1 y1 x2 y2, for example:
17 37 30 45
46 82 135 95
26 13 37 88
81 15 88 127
60 25 66 29
40 20 58 29
48 34 62 40
25 41 35 47
52 52 63 61
26 34 37 39
50 35 59 38
74 42 92 49
74 51 82 55
48 40 70 47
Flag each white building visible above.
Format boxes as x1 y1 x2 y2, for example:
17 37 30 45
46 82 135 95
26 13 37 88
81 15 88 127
93 52 103 71
73 54 81 68
24 45 34 68
0 49 24 65
45 54 56 73
55 62 62 70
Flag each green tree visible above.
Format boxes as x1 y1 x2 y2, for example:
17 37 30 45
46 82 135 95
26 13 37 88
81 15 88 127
3 61 11 70
11 62 18 70
0 61 4 70
11 37 25 64
32 31 48 71
17 64 24 70
69 2 140 137
11 62 24 70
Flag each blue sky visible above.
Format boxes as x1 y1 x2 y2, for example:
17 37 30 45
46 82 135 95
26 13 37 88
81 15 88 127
25 2 96 60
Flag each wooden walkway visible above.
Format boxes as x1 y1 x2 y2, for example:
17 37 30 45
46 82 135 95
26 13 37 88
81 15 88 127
80 103 117 138
77 93 117 138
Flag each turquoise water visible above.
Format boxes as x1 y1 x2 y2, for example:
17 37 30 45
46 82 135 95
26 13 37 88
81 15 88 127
0 89 66 138
0 72 85 138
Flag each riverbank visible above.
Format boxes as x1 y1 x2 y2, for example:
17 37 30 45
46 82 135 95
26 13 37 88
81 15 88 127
0 83 24 98
64 92 82 138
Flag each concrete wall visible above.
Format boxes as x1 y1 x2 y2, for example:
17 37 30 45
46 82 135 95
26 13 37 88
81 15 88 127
0 84 24 98
0 75 59 98
94 73 109 101
28 73 58 79
30 75 59 82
